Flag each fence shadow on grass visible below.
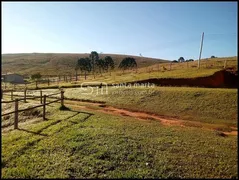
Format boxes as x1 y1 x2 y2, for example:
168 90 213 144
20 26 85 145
17 128 48 137
4 108 94 166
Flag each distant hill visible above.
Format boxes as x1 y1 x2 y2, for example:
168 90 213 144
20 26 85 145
1 53 169 76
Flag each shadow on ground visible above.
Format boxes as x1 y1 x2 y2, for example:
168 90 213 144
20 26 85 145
3 108 94 166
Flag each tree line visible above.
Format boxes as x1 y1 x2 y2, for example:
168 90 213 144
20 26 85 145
75 51 137 79
173 55 217 63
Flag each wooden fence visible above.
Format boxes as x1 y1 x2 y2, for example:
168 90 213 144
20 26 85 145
1 89 64 129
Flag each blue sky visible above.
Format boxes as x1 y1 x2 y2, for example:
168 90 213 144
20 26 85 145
2 2 237 60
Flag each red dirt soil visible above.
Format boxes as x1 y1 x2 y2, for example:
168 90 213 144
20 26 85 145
127 69 238 88
65 100 237 136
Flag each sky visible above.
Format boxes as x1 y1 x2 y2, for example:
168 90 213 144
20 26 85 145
2 2 238 60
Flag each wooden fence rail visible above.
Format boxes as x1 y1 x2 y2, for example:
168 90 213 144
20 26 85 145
46 92 61 97
2 88 61 104
1 89 64 129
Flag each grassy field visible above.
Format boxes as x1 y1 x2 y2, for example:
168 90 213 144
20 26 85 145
2 66 235 91
2 56 237 91
1 102 238 178
11 86 237 128
59 86 238 128
1 54 238 178
1 53 237 78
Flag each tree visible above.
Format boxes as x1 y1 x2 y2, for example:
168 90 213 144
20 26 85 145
96 58 105 76
89 51 99 79
211 56 216 58
172 60 178 63
104 56 115 75
178 57 185 63
31 73 42 89
118 57 137 72
75 66 79 81
31 73 42 80
188 59 194 61
77 58 92 80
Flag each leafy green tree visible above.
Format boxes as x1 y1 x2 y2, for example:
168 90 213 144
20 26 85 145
31 73 42 80
178 57 185 63
104 56 115 75
75 66 79 81
96 58 105 76
119 57 137 72
31 73 42 89
77 58 92 80
89 51 99 78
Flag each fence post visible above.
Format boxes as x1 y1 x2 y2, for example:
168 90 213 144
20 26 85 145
36 81 38 89
11 90 13 100
224 60 227 69
24 88 27 103
61 90 64 107
48 78 50 86
14 99 19 129
40 90 42 104
43 95 46 120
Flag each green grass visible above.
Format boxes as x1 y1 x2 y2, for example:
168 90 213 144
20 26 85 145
2 104 238 178
2 55 237 178
35 86 237 127
10 86 238 127
10 85 238 128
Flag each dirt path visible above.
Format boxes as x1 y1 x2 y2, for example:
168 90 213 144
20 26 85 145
64 100 238 136
2 96 236 136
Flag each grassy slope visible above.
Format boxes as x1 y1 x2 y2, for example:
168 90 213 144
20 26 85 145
2 104 237 178
2 56 237 91
2 53 237 79
1 53 169 75
3 67 234 90
12 86 237 127
64 87 238 127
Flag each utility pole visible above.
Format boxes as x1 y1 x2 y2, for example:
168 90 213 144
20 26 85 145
198 32 204 69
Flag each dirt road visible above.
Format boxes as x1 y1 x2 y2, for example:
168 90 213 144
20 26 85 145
63 99 238 136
